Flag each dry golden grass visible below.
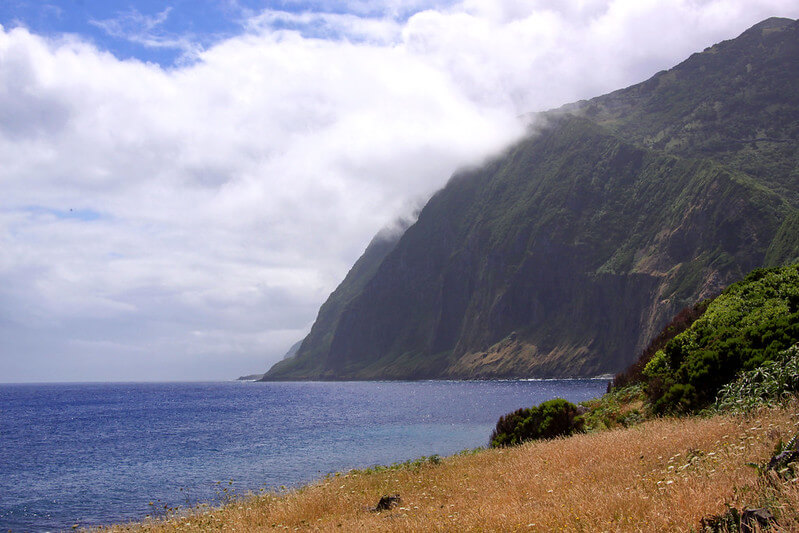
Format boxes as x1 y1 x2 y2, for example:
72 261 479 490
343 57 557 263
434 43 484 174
99 406 799 532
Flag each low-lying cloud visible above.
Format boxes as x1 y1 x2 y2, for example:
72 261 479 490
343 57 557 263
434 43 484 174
1 0 798 381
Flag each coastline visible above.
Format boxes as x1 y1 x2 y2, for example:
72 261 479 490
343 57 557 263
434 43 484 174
249 375 614 383
96 404 799 532
3 380 606 531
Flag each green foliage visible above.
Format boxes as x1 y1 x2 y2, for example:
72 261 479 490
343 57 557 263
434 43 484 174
581 384 647 431
347 454 444 476
765 211 799 266
644 263 799 414
489 398 584 448
714 344 799 412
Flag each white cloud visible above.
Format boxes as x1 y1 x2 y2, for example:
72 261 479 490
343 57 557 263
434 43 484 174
1 0 798 381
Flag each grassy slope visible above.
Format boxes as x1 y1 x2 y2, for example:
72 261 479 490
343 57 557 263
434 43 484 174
100 405 799 532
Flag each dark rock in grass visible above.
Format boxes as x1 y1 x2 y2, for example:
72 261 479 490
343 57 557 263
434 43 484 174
741 508 775 533
767 449 799 470
372 494 401 512
700 506 775 532
766 431 799 480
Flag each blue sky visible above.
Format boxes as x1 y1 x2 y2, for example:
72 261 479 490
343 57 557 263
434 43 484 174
0 1 454 65
1 1 300 65
1 0 798 382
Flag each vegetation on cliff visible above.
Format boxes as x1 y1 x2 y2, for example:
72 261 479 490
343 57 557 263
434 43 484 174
492 262 798 445
264 18 799 382
575 17 799 207
601 263 799 416
643 264 799 413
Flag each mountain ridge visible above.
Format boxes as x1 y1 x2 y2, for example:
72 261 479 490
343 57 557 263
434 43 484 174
262 17 799 381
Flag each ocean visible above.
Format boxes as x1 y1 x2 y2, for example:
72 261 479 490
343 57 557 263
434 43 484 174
0 380 607 531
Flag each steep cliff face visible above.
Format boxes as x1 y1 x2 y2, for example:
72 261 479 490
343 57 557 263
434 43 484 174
263 18 799 381
574 17 799 205
264 228 404 379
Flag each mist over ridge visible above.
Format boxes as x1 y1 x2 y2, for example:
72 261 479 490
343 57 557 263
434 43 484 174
264 17 799 380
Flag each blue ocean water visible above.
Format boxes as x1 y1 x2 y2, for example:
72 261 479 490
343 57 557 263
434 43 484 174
0 380 606 531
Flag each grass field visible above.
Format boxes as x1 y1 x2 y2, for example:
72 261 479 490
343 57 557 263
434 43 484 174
98 404 799 532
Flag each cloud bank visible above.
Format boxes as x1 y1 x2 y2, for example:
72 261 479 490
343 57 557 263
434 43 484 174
1 0 798 381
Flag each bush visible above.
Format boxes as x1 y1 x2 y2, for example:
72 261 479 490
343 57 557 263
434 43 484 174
489 398 584 448
580 384 647 431
714 343 799 412
643 263 799 414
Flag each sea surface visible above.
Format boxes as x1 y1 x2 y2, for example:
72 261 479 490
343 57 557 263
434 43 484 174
0 380 607 531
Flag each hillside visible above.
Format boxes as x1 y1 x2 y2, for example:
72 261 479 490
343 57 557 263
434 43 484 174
573 17 799 207
263 18 799 381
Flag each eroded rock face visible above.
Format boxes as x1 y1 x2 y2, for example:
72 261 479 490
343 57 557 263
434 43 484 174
263 18 799 382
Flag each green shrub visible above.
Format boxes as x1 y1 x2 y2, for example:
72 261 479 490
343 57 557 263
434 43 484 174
489 398 584 448
643 263 799 414
714 344 799 412
580 384 648 431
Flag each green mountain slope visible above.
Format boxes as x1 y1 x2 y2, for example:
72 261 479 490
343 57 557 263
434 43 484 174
264 18 799 381
572 17 799 205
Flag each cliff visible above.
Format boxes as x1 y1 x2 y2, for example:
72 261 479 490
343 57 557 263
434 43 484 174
263 18 799 380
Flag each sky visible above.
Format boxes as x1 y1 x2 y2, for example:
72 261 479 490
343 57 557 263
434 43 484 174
1 1 798 382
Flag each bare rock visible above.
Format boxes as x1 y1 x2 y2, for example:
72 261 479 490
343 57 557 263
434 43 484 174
372 494 401 512
741 508 774 533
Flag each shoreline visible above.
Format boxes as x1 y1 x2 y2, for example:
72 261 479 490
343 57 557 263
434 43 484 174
96 405 799 532
5 380 607 531
246 375 614 383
